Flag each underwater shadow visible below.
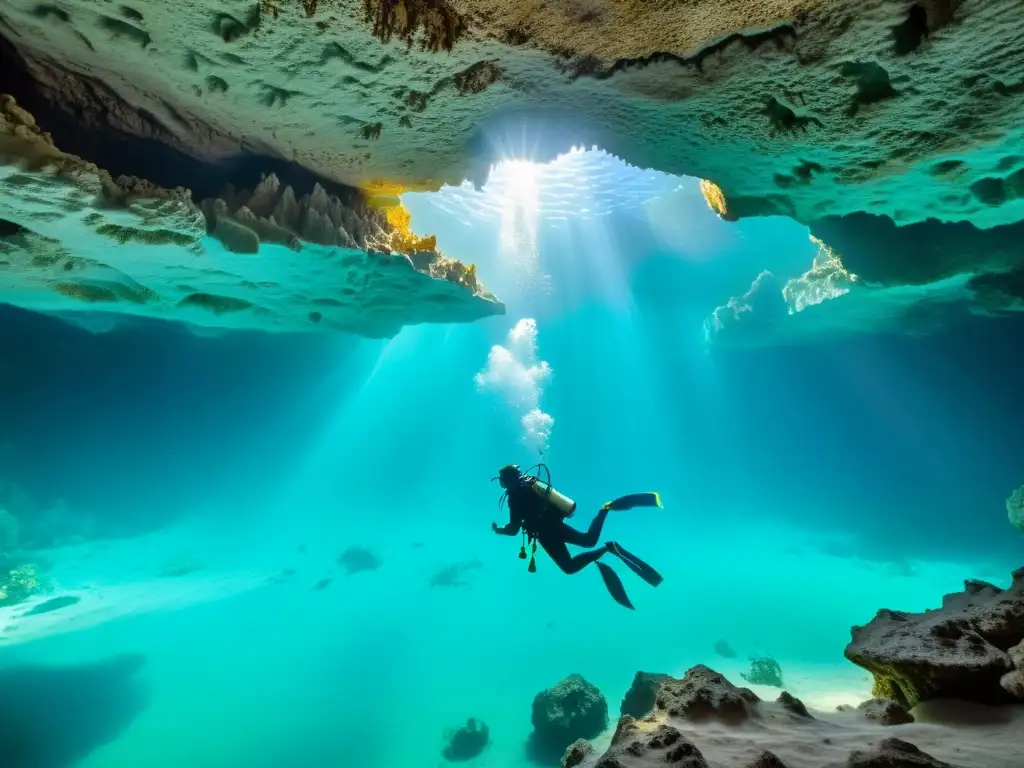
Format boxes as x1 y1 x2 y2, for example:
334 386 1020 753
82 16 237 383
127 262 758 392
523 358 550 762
0 653 150 768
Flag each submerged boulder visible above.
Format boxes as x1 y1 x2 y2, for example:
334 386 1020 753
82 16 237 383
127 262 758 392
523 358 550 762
844 567 1024 707
528 674 608 764
655 664 761 724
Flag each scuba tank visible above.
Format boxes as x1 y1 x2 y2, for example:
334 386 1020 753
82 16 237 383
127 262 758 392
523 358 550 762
518 463 576 518
526 476 577 518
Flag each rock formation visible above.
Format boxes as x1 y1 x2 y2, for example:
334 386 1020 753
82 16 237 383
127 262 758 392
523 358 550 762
565 662 1021 768
844 567 1024 707
1 0 1022 229
654 664 762 724
0 95 502 337
0 0 1022 333
620 671 670 719
529 674 608 764
601 721 711 767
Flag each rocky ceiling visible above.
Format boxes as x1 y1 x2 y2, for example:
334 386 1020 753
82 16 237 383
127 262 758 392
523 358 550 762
0 0 1022 337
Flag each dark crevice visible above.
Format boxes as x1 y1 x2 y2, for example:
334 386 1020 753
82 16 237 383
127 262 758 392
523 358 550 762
572 24 798 80
0 218 29 237
0 34 364 206
892 1 962 56
892 4 929 55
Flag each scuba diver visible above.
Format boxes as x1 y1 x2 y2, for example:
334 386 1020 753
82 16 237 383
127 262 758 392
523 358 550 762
491 463 664 609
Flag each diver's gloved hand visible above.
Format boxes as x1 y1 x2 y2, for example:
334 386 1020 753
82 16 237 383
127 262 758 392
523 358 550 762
491 522 500 533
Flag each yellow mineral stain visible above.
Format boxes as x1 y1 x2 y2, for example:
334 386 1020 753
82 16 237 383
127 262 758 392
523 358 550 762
360 181 486 294
699 178 735 221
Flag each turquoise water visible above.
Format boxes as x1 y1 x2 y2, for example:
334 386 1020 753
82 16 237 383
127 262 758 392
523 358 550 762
0 150 1020 767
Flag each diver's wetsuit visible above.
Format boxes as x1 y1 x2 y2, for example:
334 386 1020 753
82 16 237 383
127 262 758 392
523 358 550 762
494 485 611 574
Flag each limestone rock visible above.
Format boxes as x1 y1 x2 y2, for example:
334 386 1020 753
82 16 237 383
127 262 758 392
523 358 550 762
529 674 608 764
620 672 670 719
654 664 760 724
844 738 959 768
3 0 1024 343
3 0 1024 234
856 698 915 725
844 567 1024 707
597 724 708 768
0 96 503 338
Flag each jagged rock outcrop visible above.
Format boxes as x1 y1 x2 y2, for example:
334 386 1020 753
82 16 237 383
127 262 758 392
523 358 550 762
845 567 1024 708
654 664 761 724
563 665 1020 768
598 722 709 767
1 0 1024 342
0 95 502 338
775 690 811 718
529 674 608 764
619 671 670 719
2 0 1022 233
200 174 371 253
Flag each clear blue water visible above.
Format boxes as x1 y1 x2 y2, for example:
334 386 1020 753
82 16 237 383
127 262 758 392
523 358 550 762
0 150 1021 767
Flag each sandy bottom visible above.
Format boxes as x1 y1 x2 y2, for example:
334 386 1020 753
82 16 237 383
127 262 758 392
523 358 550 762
602 699 1024 768
0 515 1016 768
1 524 273 648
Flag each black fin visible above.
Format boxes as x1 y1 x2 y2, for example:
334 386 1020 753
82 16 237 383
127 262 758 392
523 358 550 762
611 544 664 587
597 561 635 609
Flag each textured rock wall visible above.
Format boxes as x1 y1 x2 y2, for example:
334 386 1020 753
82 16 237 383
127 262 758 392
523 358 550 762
0 95 502 337
0 0 1022 230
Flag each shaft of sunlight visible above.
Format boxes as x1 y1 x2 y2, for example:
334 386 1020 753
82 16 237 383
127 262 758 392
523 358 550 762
493 159 546 295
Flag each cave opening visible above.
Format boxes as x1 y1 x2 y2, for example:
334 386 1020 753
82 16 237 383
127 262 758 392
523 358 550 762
0 33 364 206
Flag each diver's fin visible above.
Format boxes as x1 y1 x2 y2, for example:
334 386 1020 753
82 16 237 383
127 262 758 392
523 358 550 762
608 542 664 587
596 561 635 610
603 492 662 511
